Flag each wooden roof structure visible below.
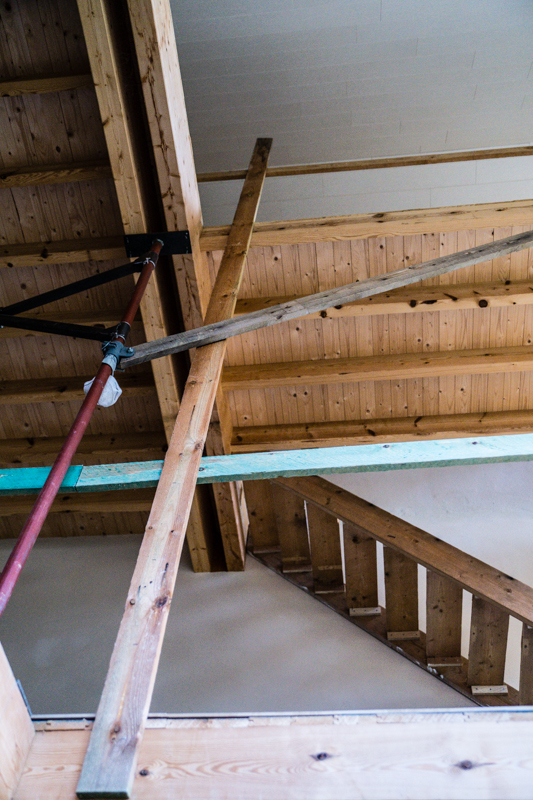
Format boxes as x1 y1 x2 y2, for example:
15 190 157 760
2 0 533 797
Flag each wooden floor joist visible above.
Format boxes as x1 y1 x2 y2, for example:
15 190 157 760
223 345 533 391
124 228 533 368
232 409 533 451
76 138 271 799
235 279 533 320
0 72 93 95
0 373 154 405
201 199 533 250
0 159 112 188
0 236 125 269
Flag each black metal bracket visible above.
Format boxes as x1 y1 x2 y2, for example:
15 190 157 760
124 230 191 257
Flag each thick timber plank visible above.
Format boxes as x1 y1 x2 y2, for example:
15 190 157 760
0 237 125 269
76 138 271 798
16 711 533 800
383 548 419 637
124 229 533 367
0 159 111 188
305 503 343 592
0 73 93 95
343 523 378 613
222 344 533 391
0 643 34 800
231 410 533 452
243 480 279 552
468 598 509 688
201 199 533 249
271 484 310 573
273 476 533 627
0 373 154 405
426 571 463 660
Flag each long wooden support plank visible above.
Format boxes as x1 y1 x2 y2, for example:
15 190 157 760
223 344 533 391
0 236 125 269
235 279 533 320
0 72 93 95
0 159 112 188
123 229 533 367
274 475 533 627
76 138 271 798
0 489 154 517
201 199 533 250
6 432 533 494
0 373 154 405
232 410 533 451
18 710 533 800
197 145 533 182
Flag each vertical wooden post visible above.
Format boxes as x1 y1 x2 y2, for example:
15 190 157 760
271 484 311 573
0 643 34 800
519 624 533 704
343 522 379 616
468 597 509 693
76 139 271 799
426 571 462 662
383 548 420 640
305 504 343 593
244 480 279 553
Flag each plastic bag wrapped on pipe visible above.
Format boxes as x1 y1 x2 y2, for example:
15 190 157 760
83 376 122 407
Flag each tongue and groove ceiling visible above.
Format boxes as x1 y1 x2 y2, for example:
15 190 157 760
1 0 533 553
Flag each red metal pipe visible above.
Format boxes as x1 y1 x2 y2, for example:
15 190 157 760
0 241 163 616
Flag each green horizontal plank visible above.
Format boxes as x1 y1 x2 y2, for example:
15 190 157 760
2 434 533 497
0 464 82 495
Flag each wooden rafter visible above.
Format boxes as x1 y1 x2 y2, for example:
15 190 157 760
0 373 154 405
76 138 271 798
0 236 125 268
0 159 111 188
0 72 93 95
201 199 533 250
76 0 217 571
125 0 250 569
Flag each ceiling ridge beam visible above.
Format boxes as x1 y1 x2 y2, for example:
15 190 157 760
231 410 533 452
201 199 533 250
197 145 533 183
222 344 533 391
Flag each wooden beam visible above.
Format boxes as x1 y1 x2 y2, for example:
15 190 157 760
0 373 154 405
426 572 462 660
383 548 419 638
468 598 509 688
197 145 533 182
0 432 166 467
125 0 248 568
0 643 34 800
17 710 533 800
201 199 533 250
124 229 533 367
0 489 154 517
273 475 533 627
0 159 112 188
222 345 533 391
9 431 533 493
0 237 125 269
231 410 533 452
76 0 218 571
76 138 271 798
235 279 533 320
271 483 311 573
0 72 93 96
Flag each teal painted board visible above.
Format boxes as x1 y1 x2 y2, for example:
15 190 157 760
75 461 163 492
4 434 533 495
0 465 82 496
